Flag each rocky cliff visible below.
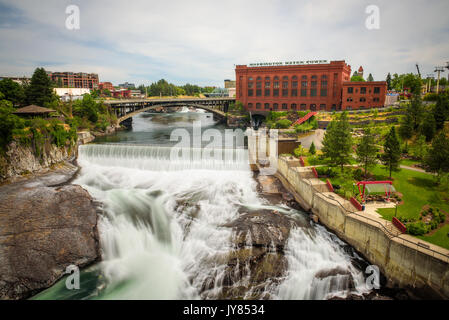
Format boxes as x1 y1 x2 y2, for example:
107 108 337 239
0 174 100 300
0 141 75 181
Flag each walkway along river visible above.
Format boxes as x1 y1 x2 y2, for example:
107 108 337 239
33 110 390 300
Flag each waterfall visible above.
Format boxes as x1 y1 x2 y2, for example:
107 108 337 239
35 142 372 300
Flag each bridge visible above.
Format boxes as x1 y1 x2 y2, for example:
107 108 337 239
103 97 235 124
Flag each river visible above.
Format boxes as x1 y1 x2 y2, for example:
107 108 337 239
33 109 376 300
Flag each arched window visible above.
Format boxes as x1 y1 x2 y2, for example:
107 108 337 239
291 103 297 110
292 75 298 80
311 75 317 79
264 103 270 110
256 103 261 109
282 76 288 80
282 103 288 109
248 103 253 109
302 75 307 80
273 103 279 110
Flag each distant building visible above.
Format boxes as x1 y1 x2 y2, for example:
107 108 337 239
224 79 236 88
341 81 387 110
112 89 131 98
54 88 90 102
130 89 144 98
0 76 30 85
99 82 114 91
118 82 135 89
357 66 364 78
47 71 99 89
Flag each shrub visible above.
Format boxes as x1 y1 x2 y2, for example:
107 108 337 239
275 119 292 129
407 221 430 236
352 168 363 181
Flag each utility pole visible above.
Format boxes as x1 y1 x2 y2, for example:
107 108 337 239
434 66 445 94
426 74 434 93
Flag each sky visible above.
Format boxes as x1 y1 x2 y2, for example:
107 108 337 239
0 0 448 87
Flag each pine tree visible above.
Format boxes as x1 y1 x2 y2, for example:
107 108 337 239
367 73 374 81
386 73 392 90
407 95 424 130
26 67 57 107
309 141 316 155
322 111 353 172
421 112 436 142
433 94 449 130
398 112 413 151
425 129 449 180
356 128 378 177
381 126 401 178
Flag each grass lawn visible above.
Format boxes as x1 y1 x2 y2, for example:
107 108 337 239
417 224 449 250
400 158 421 167
372 165 449 221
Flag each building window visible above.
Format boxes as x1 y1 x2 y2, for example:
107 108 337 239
321 80 328 87
360 97 366 102
265 89 270 96
311 75 317 80
273 81 279 88
374 87 380 94
301 88 307 96
256 81 262 89
311 88 317 96
265 81 270 88
292 81 298 88
302 75 307 80
248 89 253 96
248 103 253 109
300 104 307 110
310 104 316 111
311 81 317 87
264 103 270 110
273 89 279 97
346 106 352 110
320 104 326 110
256 89 262 96
331 104 336 111
373 97 380 102
320 89 327 97
256 103 261 109
347 87 353 94
273 103 279 110
291 103 297 110
282 103 288 110
301 81 308 87
282 89 288 97
248 82 254 88
360 87 367 94
321 75 327 80
291 89 298 96
282 81 288 89
282 76 288 81
347 97 353 102
248 77 253 81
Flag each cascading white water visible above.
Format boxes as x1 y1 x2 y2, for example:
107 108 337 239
68 143 373 300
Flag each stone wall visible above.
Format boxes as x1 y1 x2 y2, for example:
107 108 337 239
276 156 449 299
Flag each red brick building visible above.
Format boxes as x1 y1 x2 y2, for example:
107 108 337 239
47 71 99 89
341 81 387 110
112 89 131 98
99 82 114 91
235 60 386 112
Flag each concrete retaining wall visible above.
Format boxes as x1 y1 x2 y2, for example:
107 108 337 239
277 156 449 299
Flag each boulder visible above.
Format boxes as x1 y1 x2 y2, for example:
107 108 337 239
0 184 100 299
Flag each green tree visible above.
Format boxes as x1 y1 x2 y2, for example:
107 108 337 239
309 141 316 155
367 73 374 82
386 73 392 90
26 67 57 107
356 128 378 177
381 126 401 178
0 78 26 106
398 112 413 152
322 111 353 172
421 112 436 142
425 130 449 180
403 73 422 96
410 135 427 160
407 95 424 130
351 74 365 82
0 99 25 150
73 94 102 123
433 94 449 130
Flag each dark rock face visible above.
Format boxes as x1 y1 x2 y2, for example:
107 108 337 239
0 184 100 300
207 209 301 299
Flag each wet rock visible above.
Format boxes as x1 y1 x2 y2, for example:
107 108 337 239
311 214 319 223
0 184 100 300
